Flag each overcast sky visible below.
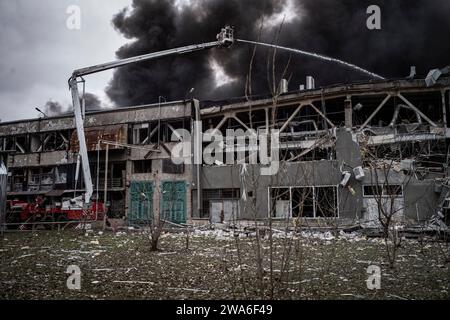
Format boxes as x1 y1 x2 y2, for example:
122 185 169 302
0 0 132 122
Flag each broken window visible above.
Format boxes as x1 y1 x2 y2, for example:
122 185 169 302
270 186 338 218
131 119 190 145
29 168 41 191
40 167 55 191
221 189 240 199
97 162 126 189
107 192 126 218
58 131 70 151
315 187 338 218
363 184 403 197
203 116 228 136
15 135 27 153
54 166 68 186
234 109 267 130
42 133 56 152
292 187 314 218
363 185 383 197
164 119 189 143
201 189 220 218
281 147 336 162
272 188 291 218
29 134 41 152
3 137 16 152
133 160 152 174
162 159 184 174
0 135 27 153
275 104 337 163
36 132 70 152
197 188 241 219
11 168 26 192
132 123 151 145
384 185 403 197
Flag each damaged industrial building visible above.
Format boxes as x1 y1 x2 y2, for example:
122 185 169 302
1 72 450 231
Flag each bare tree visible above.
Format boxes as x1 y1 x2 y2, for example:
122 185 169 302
360 139 421 269
222 18 343 299
140 181 169 252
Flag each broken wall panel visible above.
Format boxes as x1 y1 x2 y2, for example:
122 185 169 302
0 101 190 137
70 125 126 152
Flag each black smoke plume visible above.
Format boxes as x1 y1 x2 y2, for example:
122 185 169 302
43 100 65 117
82 93 102 111
107 0 450 107
43 92 102 116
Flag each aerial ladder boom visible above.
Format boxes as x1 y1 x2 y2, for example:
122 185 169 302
69 26 234 205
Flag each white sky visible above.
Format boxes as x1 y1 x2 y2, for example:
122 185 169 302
0 0 132 122
0 0 299 122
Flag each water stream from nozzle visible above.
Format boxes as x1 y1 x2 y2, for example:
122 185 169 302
236 38 385 80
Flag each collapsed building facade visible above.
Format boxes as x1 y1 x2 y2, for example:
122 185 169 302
1 76 449 228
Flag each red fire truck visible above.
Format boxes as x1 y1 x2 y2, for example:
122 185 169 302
6 196 106 229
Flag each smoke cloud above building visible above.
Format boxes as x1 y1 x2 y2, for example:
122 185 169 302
105 0 450 106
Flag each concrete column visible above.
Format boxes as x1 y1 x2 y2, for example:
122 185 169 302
124 160 133 218
344 96 353 129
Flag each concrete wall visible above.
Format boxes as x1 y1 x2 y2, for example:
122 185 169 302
9 151 76 168
0 102 191 137
193 127 362 222
403 182 438 223
195 161 349 220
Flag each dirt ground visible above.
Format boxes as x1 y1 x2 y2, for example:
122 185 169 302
0 229 449 300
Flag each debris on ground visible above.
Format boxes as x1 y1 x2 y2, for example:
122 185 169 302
0 229 448 300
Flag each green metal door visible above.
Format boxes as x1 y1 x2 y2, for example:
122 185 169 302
128 181 153 225
161 181 186 224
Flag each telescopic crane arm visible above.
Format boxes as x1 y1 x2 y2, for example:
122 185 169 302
69 26 234 205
